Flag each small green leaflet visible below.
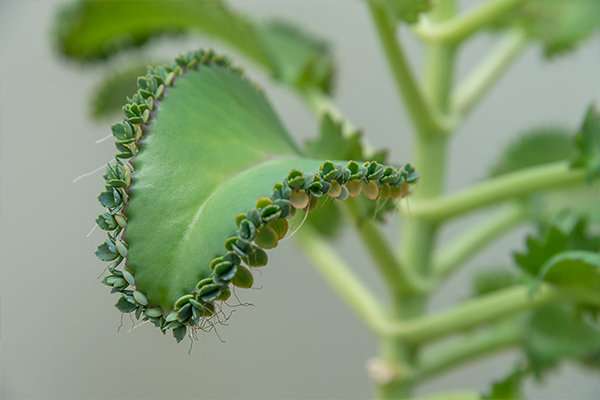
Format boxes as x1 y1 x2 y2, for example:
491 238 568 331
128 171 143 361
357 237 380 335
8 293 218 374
530 250 600 295
383 0 431 24
571 104 600 182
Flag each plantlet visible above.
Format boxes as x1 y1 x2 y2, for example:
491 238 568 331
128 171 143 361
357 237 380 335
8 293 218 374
55 1 600 399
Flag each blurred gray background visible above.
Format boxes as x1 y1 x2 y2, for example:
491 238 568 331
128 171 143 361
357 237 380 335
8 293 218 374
1 0 598 398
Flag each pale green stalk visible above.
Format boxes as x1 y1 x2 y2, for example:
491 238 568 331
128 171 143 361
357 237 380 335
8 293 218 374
433 202 528 280
294 227 390 335
409 161 586 222
414 323 524 381
452 29 528 117
415 0 524 44
383 284 600 343
367 0 448 136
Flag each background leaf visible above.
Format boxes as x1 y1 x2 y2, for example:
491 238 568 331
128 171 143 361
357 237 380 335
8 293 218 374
493 0 600 57
90 62 160 119
55 0 334 91
571 104 600 181
489 128 573 177
383 0 432 24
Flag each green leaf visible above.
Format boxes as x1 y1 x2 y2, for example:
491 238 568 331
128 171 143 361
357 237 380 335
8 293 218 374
483 366 526 400
383 0 432 24
54 0 334 91
305 114 372 161
91 62 160 119
532 250 600 293
514 219 599 276
94 50 418 339
494 0 600 57
526 305 600 374
489 128 574 177
571 104 600 182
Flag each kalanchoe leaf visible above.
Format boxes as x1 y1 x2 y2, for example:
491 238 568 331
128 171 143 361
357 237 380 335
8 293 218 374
54 0 335 91
530 250 600 294
115 296 137 313
172 325 187 343
91 50 418 341
483 365 527 400
571 104 600 182
383 0 431 24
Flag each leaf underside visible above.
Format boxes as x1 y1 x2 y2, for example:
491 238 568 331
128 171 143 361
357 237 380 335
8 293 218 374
95 50 417 341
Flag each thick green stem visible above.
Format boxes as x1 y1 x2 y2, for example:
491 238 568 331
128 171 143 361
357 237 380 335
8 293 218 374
344 199 430 295
415 0 524 44
377 1 457 397
433 202 528 280
367 0 448 136
294 227 390 335
452 29 528 117
383 283 600 343
415 323 524 381
409 161 586 222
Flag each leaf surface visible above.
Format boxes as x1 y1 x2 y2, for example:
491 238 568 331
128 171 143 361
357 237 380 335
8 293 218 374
94 51 418 340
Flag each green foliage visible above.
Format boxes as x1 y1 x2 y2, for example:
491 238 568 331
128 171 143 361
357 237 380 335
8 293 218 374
54 0 334 91
533 250 600 293
489 129 573 177
496 0 600 57
483 366 526 400
571 104 600 181
514 219 599 277
526 305 600 375
94 50 418 341
383 0 431 24
91 62 159 119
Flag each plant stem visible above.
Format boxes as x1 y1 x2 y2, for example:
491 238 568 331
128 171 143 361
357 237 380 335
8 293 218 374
452 29 528 117
409 161 586 222
294 227 390 334
433 202 528 280
367 0 448 136
383 283 600 343
415 0 524 44
415 322 524 381
376 0 458 397
343 199 431 295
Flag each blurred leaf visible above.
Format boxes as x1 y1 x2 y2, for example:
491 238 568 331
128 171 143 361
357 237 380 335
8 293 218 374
306 197 343 237
483 366 526 400
383 0 432 24
305 114 370 161
571 104 600 182
532 250 600 293
489 128 574 177
514 219 599 276
472 267 520 295
258 21 333 92
526 305 600 374
55 0 334 91
495 0 600 57
91 62 160 119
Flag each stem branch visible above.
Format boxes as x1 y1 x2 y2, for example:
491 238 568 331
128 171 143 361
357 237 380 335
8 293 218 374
367 0 448 136
295 227 389 334
433 202 528 279
452 29 528 117
415 0 524 44
408 161 585 222
383 283 600 343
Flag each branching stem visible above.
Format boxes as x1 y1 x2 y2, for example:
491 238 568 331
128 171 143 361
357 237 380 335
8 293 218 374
367 0 449 136
415 0 524 44
381 283 600 343
408 161 585 222
295 227 389 335
433 202 529 280
452 29 528 117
